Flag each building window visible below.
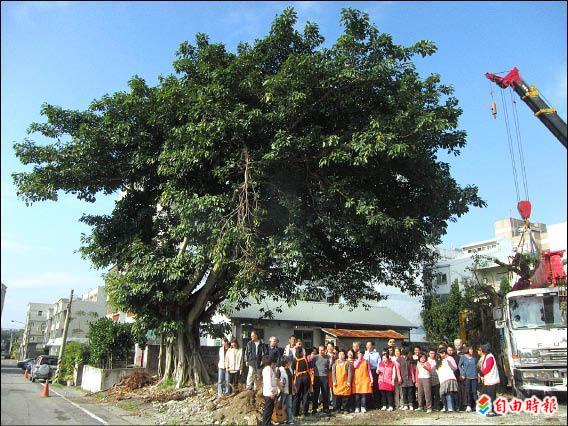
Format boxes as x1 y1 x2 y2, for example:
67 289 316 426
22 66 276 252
434 273 447 286
38 311 43 316
295 330 314 350
326 294 339 304
241 325 264 348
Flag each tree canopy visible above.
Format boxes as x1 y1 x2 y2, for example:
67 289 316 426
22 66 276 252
13 8 484 385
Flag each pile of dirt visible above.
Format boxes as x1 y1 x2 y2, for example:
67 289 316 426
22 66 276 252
151 386 218 425
212 388 265 425
118 371 155 391
140 386 197 403
150 380 265 425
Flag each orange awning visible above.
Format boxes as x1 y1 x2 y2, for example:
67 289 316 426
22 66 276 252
321 328 406 339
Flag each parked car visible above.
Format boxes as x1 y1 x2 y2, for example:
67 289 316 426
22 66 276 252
24 359 35 373
17 358 35 371
30 355 59 382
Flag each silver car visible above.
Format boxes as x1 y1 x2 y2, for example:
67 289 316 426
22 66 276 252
30 355 59 382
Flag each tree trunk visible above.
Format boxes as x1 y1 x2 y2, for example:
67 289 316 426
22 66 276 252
162 341 175 381
173 318 211 388
157 333 165 379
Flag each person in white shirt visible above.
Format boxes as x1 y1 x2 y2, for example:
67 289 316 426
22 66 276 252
261 355 278 426
225 338 243 394
284 335 297 358
217 337 230 396
277 356 295 424
436 348 458 412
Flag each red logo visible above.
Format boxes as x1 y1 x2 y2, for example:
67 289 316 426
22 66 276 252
524 396 542 414
541 396 558 415
508 398 523 414
494 397 509 415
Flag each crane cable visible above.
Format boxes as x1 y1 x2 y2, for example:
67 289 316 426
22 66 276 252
510 90 530 201
493 82 534 254
497 85 521 203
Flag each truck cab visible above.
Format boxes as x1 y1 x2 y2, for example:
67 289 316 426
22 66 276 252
495 286 567 397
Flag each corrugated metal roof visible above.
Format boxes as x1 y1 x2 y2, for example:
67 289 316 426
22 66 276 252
321 328 406 339
226 299 416 328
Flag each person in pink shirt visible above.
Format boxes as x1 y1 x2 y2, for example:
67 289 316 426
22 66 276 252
377 352 397 411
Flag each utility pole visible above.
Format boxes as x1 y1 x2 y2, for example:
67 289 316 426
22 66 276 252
55 289 73 381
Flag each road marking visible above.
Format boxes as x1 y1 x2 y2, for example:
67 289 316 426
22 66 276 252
47 386 109 425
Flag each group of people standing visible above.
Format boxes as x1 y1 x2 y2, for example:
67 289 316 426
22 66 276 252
217 332 501 425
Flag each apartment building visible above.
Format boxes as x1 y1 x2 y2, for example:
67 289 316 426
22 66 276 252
44 286 107 355
19 303 51 359
494 217 548 254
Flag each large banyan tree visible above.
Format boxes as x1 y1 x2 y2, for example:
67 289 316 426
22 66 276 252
13 8 484 386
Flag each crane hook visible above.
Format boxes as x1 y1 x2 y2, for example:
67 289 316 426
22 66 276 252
491 101 497 119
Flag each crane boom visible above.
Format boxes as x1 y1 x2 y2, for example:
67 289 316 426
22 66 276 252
486 67 567 148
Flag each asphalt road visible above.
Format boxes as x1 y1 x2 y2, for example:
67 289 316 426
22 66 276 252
1 359 145 425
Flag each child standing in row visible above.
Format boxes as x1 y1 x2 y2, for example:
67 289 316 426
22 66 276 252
436 347 458 412
458 345 478 412
415 353 432 412
377 353 396 411
398 348 416 411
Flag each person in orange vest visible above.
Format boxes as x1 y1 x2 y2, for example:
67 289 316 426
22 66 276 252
292 346 311 418
332 349 354 413
353 350 373 413
345 349 356 413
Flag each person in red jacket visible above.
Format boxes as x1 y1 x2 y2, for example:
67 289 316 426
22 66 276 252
377 352 397 411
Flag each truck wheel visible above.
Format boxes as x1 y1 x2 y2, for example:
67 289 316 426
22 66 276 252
513 385 525 399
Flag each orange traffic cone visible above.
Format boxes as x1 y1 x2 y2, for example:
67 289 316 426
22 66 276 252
24 370 29 380
41 382 50 397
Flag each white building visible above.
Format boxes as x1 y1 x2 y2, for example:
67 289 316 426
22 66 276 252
19 303 51 359
44 286 107 355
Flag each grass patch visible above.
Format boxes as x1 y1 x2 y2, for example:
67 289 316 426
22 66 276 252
158 377 175 389
92 392 107 400
119 401 139 412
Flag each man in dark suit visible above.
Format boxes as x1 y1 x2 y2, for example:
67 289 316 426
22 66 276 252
244 330 268 390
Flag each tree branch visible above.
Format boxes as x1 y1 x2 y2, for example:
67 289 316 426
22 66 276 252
186 265 227 325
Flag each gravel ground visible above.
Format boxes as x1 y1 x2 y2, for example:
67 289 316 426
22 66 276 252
86 384 567 425
299 406 567 425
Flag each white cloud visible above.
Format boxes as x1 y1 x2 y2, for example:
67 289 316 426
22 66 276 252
7 1 74 26
7 271 101 290
0 238 47 253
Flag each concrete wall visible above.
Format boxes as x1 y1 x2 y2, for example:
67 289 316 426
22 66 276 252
73 364 84 386
81 365 146 392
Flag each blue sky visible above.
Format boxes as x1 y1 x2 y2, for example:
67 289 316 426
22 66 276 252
1 1 566 327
